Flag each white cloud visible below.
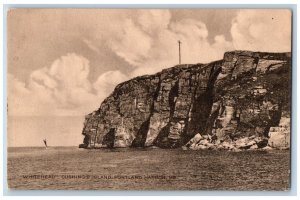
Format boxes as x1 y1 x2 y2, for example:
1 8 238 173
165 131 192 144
8 9 292 117
30 67 58 89
28 53 94 110
8 54 128 116
136 10 171 34
104 10 234 77
104 9 291 78
93 70 128 97
231 9 291 52
8 73 56 116
170 19 209 39
108 18 153 66
83 38 101 54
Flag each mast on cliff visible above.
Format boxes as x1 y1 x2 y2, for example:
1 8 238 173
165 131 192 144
178 40 181 64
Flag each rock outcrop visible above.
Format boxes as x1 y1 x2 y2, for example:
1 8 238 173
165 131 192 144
80 51 291 150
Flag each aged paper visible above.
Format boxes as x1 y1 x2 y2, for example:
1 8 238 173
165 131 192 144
7 9 291 190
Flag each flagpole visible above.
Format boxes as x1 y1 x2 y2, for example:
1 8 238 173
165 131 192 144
178 40 181 64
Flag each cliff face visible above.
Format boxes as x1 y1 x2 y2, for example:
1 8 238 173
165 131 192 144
81 51 291 149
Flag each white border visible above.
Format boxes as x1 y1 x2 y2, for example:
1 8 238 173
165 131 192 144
1 0 299 199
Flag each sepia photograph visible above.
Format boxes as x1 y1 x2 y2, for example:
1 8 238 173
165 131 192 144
6 8 292 191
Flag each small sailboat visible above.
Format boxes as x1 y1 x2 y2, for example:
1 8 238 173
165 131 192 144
43 139 48 149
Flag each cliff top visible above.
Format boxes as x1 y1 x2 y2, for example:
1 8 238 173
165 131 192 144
114 50 291 91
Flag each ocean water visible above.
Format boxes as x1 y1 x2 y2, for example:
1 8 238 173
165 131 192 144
7 147 290 190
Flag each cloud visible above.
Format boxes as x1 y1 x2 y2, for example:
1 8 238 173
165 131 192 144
8 53 128 116
108 18 153 66
105 9 291 78
93 70 128 97
8 73 56 116
104 10 234 77
8 9 292 117
136 10 171 34
231 9 291 52
83 38 101 54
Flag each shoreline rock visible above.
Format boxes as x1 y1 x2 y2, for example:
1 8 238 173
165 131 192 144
182 133 289 151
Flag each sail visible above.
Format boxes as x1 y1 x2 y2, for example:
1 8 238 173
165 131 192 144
43 139 48 147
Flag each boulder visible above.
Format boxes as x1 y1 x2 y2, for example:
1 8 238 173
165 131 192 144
181 146 188 150
217 144 225 150
231 148 242 152
222 141 234 150
249 144 258 150
207 145 217 150
234 137 249 148
206 143 215 148
256 138 268 148
262 146 273 151
184 133 203 147
199 139 209 145
198 144 208 150
246 140 256 146
279 117 290 127
235 138 253 149
268 117 290 149
249 135 256 140
193 144 207 150
202 135 209 139
268 130 290 149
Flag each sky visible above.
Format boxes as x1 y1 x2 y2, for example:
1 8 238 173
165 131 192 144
7 9 291 117
6 9 292 147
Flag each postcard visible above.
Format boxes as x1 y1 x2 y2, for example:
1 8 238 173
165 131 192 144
7 8 291 190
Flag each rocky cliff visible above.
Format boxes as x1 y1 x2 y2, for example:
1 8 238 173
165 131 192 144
80 51 291 150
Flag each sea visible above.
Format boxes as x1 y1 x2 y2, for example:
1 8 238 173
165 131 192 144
7 147 290 190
